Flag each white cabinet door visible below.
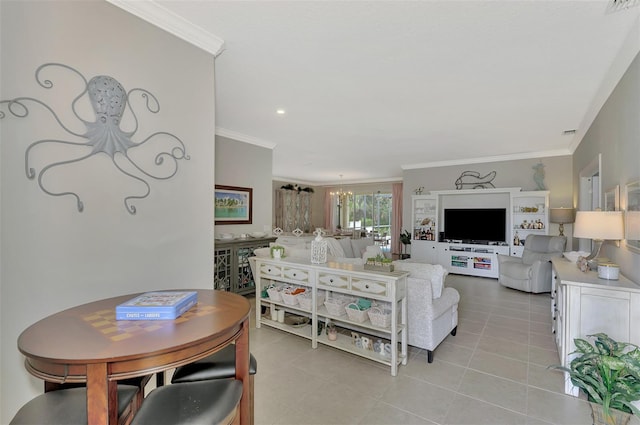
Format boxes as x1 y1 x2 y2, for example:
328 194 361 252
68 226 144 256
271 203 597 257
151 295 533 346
410 240 437 263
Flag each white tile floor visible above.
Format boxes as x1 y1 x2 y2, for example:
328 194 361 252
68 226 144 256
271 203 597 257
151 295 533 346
247 273 640 425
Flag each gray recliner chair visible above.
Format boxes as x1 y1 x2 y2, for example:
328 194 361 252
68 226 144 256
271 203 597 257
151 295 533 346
497 235 566 293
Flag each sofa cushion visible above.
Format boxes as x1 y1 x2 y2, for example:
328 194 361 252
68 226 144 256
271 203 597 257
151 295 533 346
350 238 374 257
338 237 355 258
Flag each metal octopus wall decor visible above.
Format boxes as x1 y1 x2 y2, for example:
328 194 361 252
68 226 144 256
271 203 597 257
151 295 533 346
0 63 189 214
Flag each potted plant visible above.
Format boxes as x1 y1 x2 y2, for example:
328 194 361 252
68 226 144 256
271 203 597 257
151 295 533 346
399 229 411 258
399 229 412 246
550 333 640 425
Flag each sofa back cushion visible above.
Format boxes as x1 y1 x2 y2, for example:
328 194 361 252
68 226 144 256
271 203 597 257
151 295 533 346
338 237 355 258
522 235 567 265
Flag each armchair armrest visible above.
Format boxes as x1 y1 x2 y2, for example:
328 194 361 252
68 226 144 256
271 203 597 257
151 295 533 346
528 259 553 293
430 287 460 320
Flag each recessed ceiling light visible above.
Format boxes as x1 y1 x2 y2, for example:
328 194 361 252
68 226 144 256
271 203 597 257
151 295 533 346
276 109 286 115
562 129 576 135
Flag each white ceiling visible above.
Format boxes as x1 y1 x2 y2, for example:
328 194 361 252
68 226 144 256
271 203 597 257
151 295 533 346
111 0 640 186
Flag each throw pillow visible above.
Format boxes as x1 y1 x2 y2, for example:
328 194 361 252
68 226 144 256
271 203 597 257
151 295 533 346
362 245 383 260
351 237 374 257
338 237 355 258
325 237 346 258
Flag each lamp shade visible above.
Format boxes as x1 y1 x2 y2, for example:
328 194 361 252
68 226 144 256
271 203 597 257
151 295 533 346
573 211 624 241
549 208 575 224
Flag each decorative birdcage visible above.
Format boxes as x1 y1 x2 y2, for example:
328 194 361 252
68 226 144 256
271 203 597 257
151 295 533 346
311 227 327 264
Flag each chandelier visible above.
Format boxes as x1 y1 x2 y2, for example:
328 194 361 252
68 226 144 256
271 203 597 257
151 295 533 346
330 174 353 203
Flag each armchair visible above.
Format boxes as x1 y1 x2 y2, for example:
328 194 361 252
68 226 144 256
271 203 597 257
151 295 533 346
497 235 566 293
392 260 459 363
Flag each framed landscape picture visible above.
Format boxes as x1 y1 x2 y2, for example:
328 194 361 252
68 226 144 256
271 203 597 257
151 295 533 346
214 185 252 224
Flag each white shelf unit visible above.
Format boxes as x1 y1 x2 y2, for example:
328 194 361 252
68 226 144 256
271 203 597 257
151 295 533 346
510 191 549 257
254 258 408 376
256 261 315 341
411 195 438 264
411 195 438 242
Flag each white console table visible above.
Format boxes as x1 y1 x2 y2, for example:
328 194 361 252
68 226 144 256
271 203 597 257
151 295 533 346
551 258 640 395
254 257 408 376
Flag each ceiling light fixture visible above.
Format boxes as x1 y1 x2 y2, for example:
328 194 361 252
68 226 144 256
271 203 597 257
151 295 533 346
330 175 352 227
276 109 286 115
330 175 353 201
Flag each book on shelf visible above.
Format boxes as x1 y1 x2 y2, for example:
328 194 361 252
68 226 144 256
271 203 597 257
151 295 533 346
116 291 198 320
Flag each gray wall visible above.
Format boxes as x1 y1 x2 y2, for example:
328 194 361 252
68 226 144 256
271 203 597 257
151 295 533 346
573 51 640 283
215 136 273 236
0 2 216 421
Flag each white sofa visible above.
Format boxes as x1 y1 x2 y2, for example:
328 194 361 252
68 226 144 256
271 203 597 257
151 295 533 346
392 260 460 363
253 236 378 264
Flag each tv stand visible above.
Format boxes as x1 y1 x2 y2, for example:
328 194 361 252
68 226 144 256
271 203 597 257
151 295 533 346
439 243 509 278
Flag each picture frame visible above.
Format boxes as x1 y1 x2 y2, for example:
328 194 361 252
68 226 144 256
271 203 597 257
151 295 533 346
214 185 253 225
625 180 640 253
604 185 619 211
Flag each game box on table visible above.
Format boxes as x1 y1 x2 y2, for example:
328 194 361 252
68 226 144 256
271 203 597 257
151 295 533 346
116 291 198 320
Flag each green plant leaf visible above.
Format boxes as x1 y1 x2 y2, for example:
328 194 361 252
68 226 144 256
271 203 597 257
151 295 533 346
602 355 626 371
574 338 596 354
590 333 618 354
620 400 640 417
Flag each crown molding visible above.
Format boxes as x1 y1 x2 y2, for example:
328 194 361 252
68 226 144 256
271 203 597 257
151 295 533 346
402 148 572 170
106 0 224 56
215 127 277 149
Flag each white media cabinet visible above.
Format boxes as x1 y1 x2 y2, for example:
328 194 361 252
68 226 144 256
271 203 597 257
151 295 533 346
411 188 549 278
551 258 640 396
254 257 408 376
442 243 509 278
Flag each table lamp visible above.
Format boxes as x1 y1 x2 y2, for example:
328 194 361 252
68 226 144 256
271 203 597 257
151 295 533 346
573 210 624 270
549 207 575 236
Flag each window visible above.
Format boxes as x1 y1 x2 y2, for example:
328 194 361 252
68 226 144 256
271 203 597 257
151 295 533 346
347 191 392 243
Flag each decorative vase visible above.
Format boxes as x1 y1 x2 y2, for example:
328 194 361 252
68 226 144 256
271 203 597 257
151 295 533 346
326 322 337 341
590 403 631 425
311 228 327 264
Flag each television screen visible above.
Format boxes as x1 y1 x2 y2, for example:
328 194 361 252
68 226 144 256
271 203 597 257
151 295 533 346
444 208 507 243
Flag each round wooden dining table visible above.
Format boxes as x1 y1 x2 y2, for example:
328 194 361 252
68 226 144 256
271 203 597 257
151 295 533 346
17 289 251 425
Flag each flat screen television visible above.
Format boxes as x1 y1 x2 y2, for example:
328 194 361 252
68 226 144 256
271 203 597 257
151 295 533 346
443 208 507 244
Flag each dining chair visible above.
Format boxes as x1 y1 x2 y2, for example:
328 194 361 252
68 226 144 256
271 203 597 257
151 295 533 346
131 379 243 425
10 385 140 425
170 344 257 423
44 374 153 412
